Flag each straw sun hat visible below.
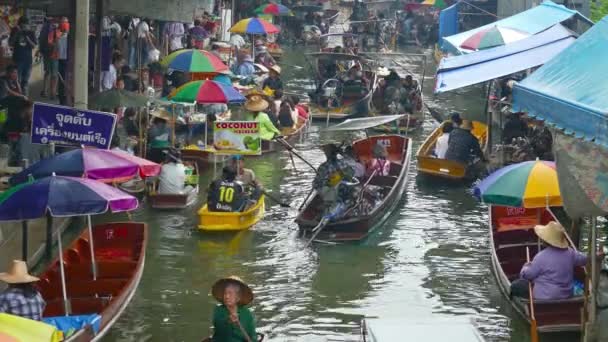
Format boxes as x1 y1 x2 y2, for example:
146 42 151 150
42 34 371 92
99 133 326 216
244 95 269 112
0 260 39 284
212 276 254 306
534 221 569 249
269 65 281 75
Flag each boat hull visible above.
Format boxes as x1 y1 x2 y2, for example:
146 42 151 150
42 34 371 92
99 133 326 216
198 196 265 231
489 205 584 333
416 121 487 181
296 135 412 242
37 222 147 341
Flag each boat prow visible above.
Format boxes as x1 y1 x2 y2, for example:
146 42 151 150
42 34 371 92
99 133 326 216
416 121 487 181
489 205 584 333
37 222 147 341
198 195 265 231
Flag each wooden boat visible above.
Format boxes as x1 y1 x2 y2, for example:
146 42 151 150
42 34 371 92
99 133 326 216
370 113 423 133
489 205 584 333
416 121 487 181
37 222 147 341
148 162 200 209
260 115 309 154
361 318 485 341
198 195 265 232
296 125 411 242
181 146 229 168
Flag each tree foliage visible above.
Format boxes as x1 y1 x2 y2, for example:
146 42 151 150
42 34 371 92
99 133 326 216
591 0 608 22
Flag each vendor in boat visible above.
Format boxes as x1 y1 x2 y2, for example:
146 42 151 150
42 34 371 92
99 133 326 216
244 95 281 141
211 276 256 342
254 45 276 68
343 146 366 179
261 65 283 96
503 112 528 144
445 120 485 165
207 166 247 212
367 143 391 177
434 121 453 159
0 260 45 321
313 143 355 213
231 54 256 77
158 149 192 195
230 155 262 200
513 222 596 300
147 111 172 163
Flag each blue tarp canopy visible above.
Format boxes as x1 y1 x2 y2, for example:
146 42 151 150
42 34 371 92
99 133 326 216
441 1 586 54
438 3 459 41
435 25 576 93
512 17 608 147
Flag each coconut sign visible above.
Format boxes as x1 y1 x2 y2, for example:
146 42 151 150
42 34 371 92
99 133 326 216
213 121 262 155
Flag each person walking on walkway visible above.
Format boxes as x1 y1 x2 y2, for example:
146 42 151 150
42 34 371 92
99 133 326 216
9 17 36 96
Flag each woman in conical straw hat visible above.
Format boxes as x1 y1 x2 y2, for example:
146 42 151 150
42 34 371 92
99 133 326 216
0 260 45 321
244 95 281 142
210 276 256 342
516 221 601 300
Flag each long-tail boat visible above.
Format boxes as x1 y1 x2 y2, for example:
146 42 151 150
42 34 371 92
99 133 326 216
148 161 199 209
489 205 584 333
296 115 411 242
306 52 378 122
260 115 309 154
37 222 147 341
416 121 487 181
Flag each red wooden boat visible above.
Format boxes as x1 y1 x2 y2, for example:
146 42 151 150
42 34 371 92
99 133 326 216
296 133 411 242
489 205 584 333
260 116 309 154
36 222 147 341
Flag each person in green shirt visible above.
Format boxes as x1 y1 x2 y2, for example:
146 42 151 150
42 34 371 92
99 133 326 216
147 111 172 163
211 276 257 342
244 95 281 141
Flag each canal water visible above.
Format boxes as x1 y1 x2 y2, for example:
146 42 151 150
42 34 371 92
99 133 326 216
103 34 576 342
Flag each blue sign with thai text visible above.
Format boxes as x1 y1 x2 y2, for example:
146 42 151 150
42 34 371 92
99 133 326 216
31 103 117 149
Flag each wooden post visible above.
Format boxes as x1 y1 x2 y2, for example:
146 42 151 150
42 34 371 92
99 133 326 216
21 221 28 261
95 0 104 93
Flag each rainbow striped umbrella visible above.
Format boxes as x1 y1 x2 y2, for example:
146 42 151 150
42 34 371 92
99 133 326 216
474 160 562 208
168 80 246 104
229 17 280 35
161 49 228 73
255 3 293 16
460 26 529 51
421 0 447 9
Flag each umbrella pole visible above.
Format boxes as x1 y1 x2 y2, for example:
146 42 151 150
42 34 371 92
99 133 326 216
172 104 176 147
57 228 70 316
21 221 28 261
87 215 97 280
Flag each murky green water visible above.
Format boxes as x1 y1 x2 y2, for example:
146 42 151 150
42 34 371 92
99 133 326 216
102 18 578 342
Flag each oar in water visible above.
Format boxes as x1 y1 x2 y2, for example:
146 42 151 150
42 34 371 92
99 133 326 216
274 137 319 174
526 246 540 342
261 189 291 208
305 217 330 248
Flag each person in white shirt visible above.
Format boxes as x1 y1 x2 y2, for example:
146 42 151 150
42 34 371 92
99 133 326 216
229 33 246 51
158 149 191 194
101 53 122 91
163 22 185 53
434 121 453 159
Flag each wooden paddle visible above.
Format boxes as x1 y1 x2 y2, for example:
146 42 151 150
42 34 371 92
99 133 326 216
526 246 540 342
274 137 319 174
305 217 330 247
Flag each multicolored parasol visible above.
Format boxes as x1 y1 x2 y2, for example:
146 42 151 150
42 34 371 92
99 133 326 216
168 80 246 104
10 148 161 185
161 49 228 73
255 3 293 16
229 17 280 35
460 26 529 51
0 176 138 220
473 160 562 208
420 0 447 9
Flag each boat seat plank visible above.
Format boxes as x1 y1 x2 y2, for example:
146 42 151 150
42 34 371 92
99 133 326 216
39 278 128 300
44 297 108 317
57 261 138 280
497 216 539 232
494 229 538 246
369 175 398 187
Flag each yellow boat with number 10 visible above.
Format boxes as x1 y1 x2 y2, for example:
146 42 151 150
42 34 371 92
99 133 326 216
198 195 265 231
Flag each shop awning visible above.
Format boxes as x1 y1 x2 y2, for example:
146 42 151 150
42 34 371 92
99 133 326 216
441 1 587 54
512 16 608 147
435 24 576 93
438 3 459 41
